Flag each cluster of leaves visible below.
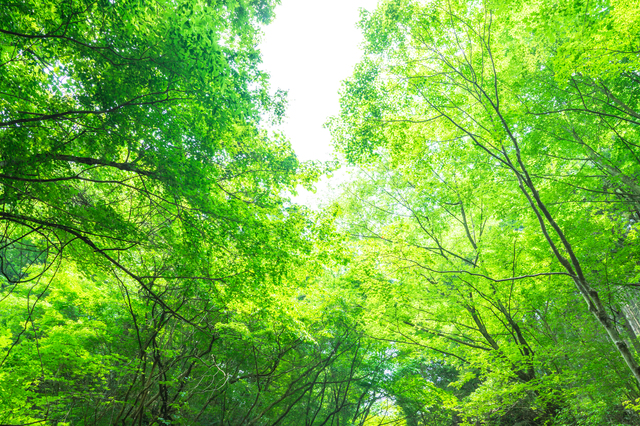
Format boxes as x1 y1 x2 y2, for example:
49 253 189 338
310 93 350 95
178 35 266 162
0 258 400 425
328 0 640 424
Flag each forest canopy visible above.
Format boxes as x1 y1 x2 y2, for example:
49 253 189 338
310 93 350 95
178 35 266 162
1 0 640 425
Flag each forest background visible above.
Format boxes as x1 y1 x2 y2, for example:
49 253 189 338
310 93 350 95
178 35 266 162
1 0 640 425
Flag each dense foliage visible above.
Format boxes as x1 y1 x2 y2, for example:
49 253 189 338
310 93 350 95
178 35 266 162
1 0 639 425
0 0 330 423
328 0 640 424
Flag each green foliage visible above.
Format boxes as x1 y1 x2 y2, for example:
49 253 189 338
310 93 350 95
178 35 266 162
329 0 640 423
0 0 362 424
3 0 640 424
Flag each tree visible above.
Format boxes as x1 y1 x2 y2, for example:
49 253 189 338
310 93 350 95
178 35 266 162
0 1 344 424
329 0 640 421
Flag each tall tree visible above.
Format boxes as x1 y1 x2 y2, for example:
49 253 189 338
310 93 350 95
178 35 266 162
0 0 341 424
329 0 640 421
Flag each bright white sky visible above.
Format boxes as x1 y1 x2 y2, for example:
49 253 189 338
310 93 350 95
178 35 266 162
259 0 379 207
